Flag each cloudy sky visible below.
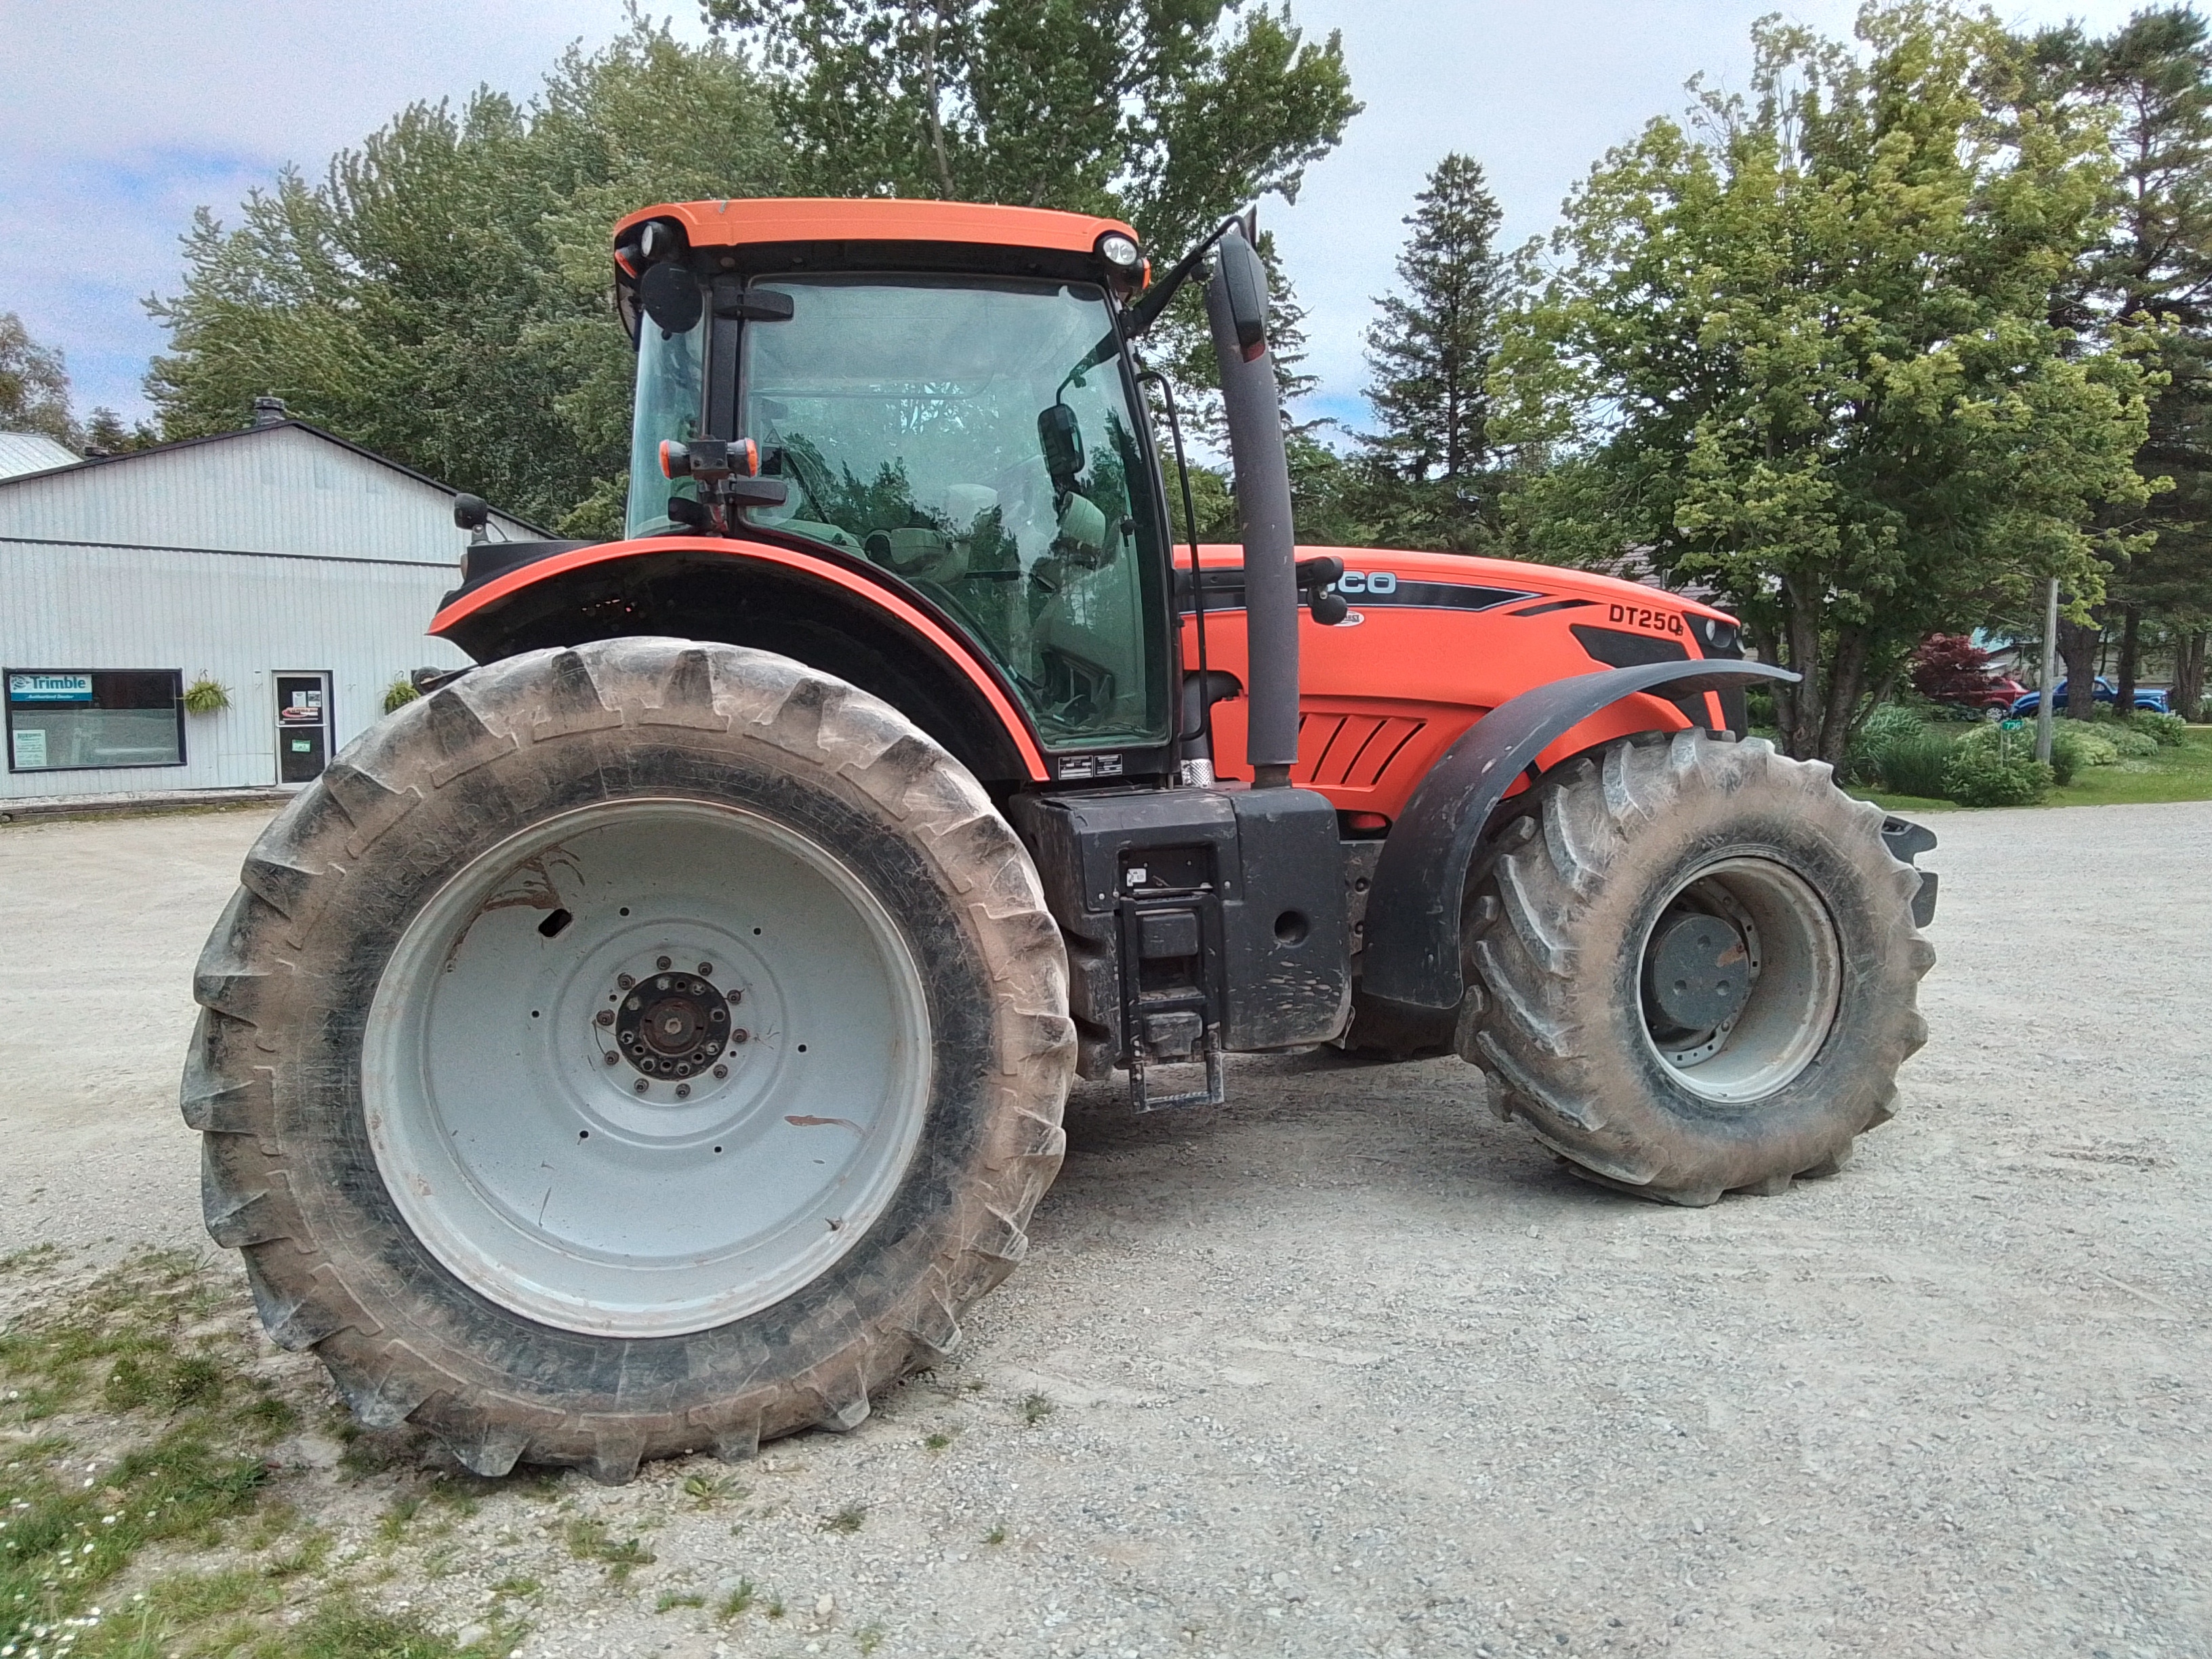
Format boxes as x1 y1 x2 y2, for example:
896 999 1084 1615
0 0 2155 436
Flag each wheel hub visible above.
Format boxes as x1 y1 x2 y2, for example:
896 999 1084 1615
1643 912 1753 1036
613 964 736 1080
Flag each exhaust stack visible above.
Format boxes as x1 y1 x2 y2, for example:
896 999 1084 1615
1204 224 1298 788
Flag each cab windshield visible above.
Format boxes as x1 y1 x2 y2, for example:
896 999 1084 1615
736 274 1170 753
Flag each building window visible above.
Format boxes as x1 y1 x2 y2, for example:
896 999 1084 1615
5 670 186 773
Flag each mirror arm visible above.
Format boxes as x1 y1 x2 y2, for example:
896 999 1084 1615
1121 213 1251 341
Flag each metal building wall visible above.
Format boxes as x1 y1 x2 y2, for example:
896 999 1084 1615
0 425 536 559
1 539 470 800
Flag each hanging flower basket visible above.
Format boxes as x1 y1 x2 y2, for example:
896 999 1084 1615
182 676 230 715
383 676 421 714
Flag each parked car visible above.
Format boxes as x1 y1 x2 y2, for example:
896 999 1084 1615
2007 677 2169 717
1956 674 2028 712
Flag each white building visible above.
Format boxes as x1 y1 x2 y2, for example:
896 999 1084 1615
1 414 539 804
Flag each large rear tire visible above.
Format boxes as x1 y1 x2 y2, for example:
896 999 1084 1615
1460 731 1933 1205
183 638 1072 1481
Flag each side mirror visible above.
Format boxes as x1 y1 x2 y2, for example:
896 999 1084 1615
1038 403 1085 496
1210 226 1269 361
638 260 703 334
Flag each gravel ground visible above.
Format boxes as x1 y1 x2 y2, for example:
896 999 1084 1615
0 799 2205 1659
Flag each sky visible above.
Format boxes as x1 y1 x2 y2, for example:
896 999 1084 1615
0 0 2160 436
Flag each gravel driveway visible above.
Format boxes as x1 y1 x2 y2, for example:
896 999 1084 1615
0 798 2205 1659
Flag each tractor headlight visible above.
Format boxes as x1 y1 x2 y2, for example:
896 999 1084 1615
1098 233 1141 269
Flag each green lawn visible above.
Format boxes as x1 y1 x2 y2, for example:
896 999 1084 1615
1850 726 2212 812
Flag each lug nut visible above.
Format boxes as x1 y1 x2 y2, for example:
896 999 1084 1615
634 1079 649 1094
674 1083 691 1099
656 956 672 970
712 1064 728 1080
617 973 634 990
731 1028 750 1045
697 962 714 976
604 1052 619 1067
726 987 743 1004
596 1009 614 1027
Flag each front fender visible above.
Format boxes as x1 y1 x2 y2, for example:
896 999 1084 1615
1359 660 1799 1011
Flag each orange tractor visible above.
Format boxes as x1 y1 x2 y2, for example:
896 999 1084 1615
186 199 1936 1482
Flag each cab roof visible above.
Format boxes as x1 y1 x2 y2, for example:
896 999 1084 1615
613 198 1140 258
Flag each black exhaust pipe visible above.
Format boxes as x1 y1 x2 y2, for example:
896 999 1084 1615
1204 224 1298 788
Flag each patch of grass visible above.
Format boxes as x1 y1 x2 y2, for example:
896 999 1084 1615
655 1590 707 1612
265 1528 333 1579
680 1470 745 1508
983 1524 1007 1546
0 1253 283 1654
375 1494 424 1547
1021 1393 1053 1427
922 1431 954 1452
563 1516 655 1583
489 1576 540 1599
857 1624 886 1655
820 1503 866 1534
281 1595 519 1658
716 1578 758 1620
766 1595 787 1619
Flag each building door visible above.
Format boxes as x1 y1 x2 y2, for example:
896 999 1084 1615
275 672 331 783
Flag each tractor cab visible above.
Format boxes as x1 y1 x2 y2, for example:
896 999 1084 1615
613 199 1174 756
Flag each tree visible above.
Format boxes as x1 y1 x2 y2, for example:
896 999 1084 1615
1497 3 2156 764
2032 7 2212 717
1357 152 1507 548
145 20 787 533
0 313 77 445
706 1 1357 254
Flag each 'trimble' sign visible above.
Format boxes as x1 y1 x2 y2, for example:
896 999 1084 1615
7 674 94 703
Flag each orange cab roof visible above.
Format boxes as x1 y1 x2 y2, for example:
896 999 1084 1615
612 197 1139 255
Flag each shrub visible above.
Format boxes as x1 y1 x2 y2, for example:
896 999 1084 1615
1879 732 1956 798
1846 703 1933 787
2107 724 2159 758
1944 724 2053 806
2129 710 2188 747
382 676 420 714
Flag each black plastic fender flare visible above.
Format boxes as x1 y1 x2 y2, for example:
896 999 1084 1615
1359 660 1801 1012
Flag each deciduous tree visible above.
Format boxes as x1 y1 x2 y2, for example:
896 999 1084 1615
146 20 787 533
0 313 77 447
1498 3 2156 763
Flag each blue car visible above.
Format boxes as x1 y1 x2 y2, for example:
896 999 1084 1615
2007 677 2169 718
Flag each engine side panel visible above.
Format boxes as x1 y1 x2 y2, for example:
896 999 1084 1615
1180 546 1742 819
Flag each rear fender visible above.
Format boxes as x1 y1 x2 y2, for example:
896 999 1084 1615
428 535 1049 784
1359 661 1799 1011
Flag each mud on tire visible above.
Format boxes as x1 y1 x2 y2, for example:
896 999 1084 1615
1460 731 1933 1206
182 638 1073 1482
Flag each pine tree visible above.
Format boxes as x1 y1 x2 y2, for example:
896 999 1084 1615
2049 7 2212 716
1358 153 1507 546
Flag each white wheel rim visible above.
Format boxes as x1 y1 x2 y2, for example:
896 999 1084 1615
363 798 933 1337
1636 855 1841 1104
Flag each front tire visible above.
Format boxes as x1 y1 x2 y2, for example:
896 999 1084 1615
183 638 1072 1481
1460 731 1933 1205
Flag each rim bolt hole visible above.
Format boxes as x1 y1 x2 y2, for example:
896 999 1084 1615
697 962 714 976
634 1080 649 1094
617 974 634 991
656 956 672 970
712 1065 728 1080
